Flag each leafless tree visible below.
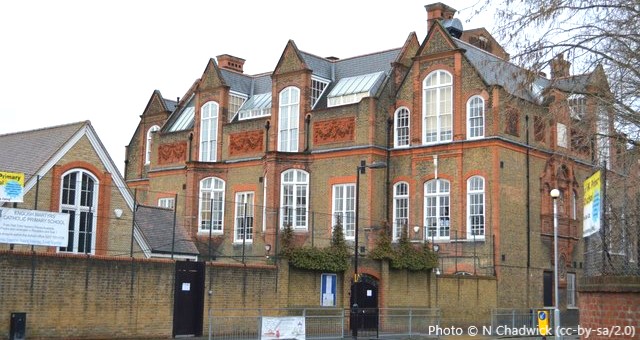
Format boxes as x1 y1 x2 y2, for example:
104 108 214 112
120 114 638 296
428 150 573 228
483 0 639 139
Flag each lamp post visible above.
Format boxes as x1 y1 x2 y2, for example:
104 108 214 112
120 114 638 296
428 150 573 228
550 188 562 339
353 160 386 338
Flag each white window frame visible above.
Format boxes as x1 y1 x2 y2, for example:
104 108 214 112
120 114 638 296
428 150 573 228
280 169 308 230
198 177 225 234
278 87 300 152
234 192 254 243
467 176 485 240
394 107 410 148
332 183 356 240
422 70 453 144
424 179 450 240
158 197 175 209
59 169 99 254
145 125 160 164
567 272 576 308
467 96 484 139
393 182 409 241
199 101 219 162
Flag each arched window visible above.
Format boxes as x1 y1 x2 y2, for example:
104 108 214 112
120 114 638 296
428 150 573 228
393 182 409 241
423 70 453 144
280 169 308 229
278 87 300 152
467 96 484 139
394 107 410 148
424 179 450 240
59 169 98 254
199 177 225 233
467 176 485 239
145 125 160 164
199 101 219 162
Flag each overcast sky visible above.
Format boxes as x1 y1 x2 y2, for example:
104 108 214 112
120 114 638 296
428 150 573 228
0 0 493 174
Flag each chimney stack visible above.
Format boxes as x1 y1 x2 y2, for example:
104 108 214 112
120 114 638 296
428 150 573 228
425 2 457 29
550 54 571 79
216 54 245 73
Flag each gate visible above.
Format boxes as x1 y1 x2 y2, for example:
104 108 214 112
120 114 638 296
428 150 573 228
350 274 378 336
173 261 205 337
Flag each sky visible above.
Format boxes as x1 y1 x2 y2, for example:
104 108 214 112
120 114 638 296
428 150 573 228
0 0 494 174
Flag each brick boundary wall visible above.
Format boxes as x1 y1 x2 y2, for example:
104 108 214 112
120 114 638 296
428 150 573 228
578 276 640 340
1 251 499 339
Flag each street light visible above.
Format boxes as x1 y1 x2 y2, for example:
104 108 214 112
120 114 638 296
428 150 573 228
550 188 562 339
353 160 386 338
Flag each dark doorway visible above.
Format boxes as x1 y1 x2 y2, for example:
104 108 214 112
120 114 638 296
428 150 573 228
350 274 379 333
173 261 205 337
543 271 553 307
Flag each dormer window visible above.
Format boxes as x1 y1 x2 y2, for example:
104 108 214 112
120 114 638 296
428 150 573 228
238 93 272 120
229 92 247 120
311 76 330 109
327 71 384 107
568 94 586 120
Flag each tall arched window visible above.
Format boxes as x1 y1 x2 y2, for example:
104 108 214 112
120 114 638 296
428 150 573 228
394 107 410 148
59 169 98 254
199 177 225 233
199 101 219 162
145 125 160 164
467 176 485 239
393 182 409 241
280 169 308 229
424 179 450 240
467 96 484 139
423 70 453 144
278 87 300 152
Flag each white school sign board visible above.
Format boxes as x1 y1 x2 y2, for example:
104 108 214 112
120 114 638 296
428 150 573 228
0 207 69 247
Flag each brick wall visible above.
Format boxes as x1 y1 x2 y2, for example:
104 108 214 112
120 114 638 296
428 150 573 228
0 251 499 338
579 276 640 340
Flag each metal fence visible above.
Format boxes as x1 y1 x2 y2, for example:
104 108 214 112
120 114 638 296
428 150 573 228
206 308 440 340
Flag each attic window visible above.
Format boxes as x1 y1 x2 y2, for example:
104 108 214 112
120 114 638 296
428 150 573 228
310 76 329 109
229 92 247 118
568 94 586 120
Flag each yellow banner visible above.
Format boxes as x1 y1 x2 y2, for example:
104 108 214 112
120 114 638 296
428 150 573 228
0 171 25 202
583 170 601 237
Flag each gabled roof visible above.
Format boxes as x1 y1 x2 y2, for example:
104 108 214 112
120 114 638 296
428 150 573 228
134 205 199 257
0 121 86 183
0 121 154 257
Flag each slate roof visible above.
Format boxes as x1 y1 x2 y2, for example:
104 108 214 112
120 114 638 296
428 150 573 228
453 37 594 101
0 121 86 182
134 205 199 256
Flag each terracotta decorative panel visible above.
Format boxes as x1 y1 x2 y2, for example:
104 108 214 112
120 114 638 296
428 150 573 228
229 130 264 156
158 142 187 165
313 117 355 145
